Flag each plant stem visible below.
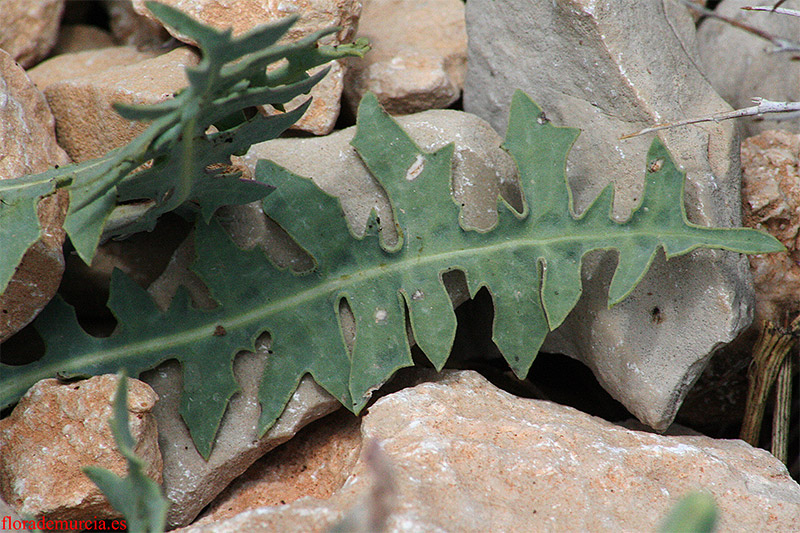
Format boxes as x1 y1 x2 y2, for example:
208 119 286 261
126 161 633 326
771 354 794 464
740 316 800 447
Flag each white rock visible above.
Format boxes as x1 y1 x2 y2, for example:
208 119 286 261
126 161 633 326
176 370 800 532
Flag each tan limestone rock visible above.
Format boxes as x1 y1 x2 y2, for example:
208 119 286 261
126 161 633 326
131 0 361 45
27 46 157 93
176 371 800 533
52 25 116 55
0 375 161 521
106 0 172 50
130 0 361 134
741 130 800 323
262 61 346 135
196 409 361 524
0 49 71 343
44 47 199 162
344 0 467 115
0 0 65 68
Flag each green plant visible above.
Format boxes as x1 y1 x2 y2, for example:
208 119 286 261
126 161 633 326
659 491 718 533
0 0 368 295
83 372 169 533
0 86 783 458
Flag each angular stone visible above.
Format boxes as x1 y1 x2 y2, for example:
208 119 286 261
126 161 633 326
697 0 800 136
106 0 172 50
0 49 71 343
344 0 467 115
141 358 342 528
0 375 161 521
142 241 341 527
131 0 361 46
175 371 800 533
261 61 346 135
0 0 65 68
27 46 157 93
464 0 754 431
741 129 800 323
242 109 521 244
195 409 362 525
130 0 361 134
52 24 116 55
44 47 198 162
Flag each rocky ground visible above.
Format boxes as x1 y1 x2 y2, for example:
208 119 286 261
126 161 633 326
0 0 799 531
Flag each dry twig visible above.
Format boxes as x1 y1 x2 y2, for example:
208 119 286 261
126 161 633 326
675 0 800 53
620 98 800 139
743 5 800 18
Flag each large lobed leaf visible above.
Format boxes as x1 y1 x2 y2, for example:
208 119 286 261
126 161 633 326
0 91 782 459
0 1 369 294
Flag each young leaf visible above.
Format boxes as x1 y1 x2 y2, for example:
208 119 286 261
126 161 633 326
82 372 169 533
0 91 782 459
0 1 369 294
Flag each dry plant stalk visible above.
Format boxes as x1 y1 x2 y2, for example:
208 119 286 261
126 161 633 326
740 316 800 452
771 355 794 464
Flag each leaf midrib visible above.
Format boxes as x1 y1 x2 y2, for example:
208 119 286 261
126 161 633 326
5 224 718 391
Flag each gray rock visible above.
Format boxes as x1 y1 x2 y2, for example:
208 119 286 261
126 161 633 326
243 109 521 245
175 370 800 533
142 250 343 528
463 0 756 430
242 108 520 345
697 0 800 136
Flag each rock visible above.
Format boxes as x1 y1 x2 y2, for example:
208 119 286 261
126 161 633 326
141 358 342 528
143 240 342 527
697 0 800 136
43 47 199 162
139 109 514 526
242 109 521 245
262 61 346 135
0 375 161 521
27 46 157 93
343 0 467 115
464 0 755 431
130 0 361 134
131 0 360 46
52 24 116 55
106 0 172 50
0 49 71 343
0 494 28 532
0 0 65 68
741 129 800 323
175 370 800 532
195 409 362 524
